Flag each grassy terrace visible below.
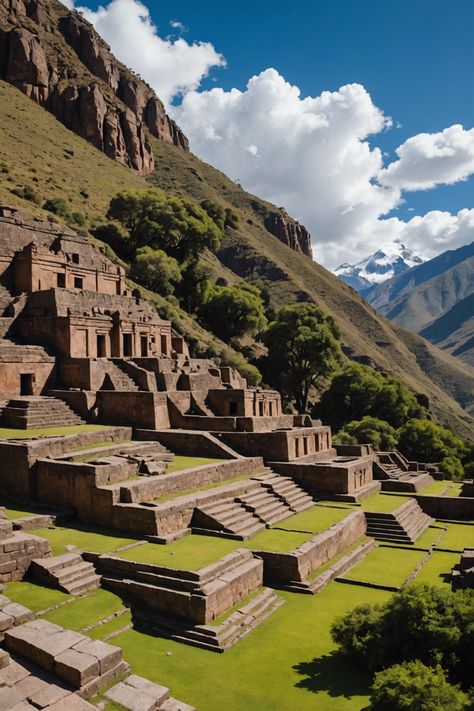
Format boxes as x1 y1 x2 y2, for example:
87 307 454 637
343 546 427 588
0 424 111 440
276 503 352 534
436 521 474 551
414 551 460 586
29 523 140 556
359 492 410 512
421 481 463 497
165 455 228 473
153 471 260 504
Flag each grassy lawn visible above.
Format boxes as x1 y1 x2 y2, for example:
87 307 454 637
1 504 55 521
88 610 132 641
343 546 426 588
245 528 313 553
412 551 459 586
42 589 124 631
114 582 391 711
165 456 227 473
0 424 112 440
436 522 474 551
115 535 240 570
71 440 132 452
29 524 141 556
5 581 70 613
276 504 352 534
360 493 410 513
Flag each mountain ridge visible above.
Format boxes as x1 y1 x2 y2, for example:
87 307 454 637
334 240 423 291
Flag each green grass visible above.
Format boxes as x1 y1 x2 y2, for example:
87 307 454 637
71 440 132 452
421 481 463 497
88 610 132 641
275 504 352 534
5 581 70 612
114 582 391 711
0 424 111 440
343 546 427 588
412 551 460 586
29 524 140 556
435 522 474 551
211 587 264 627
165 456 227 473
115 535 240 570
1 504 52 520
42 589 124 631
244 528 313 553
360 493 410 513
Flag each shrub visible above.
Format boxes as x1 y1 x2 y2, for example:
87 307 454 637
397 418 467 464
200 283 267 342
130 247 181 296
335 416 398 450
43 197 71 218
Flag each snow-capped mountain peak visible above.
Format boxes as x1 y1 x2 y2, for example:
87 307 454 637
333 240 423 292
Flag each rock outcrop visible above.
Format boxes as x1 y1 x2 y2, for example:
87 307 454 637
0 0 188 174
264 211 313 259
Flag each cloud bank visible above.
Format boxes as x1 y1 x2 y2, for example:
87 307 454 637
66 0 474 267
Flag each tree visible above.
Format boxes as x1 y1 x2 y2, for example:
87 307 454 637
262 303 342 413
369 661 469 711
107 189 223 262
317 364 424 430
175 260 213 313
397 419 467 465
331 585 474 687
130 247 181 296
200 284 267 341
335 416 398 450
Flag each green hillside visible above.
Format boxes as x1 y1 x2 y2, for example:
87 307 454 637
0 79 473 436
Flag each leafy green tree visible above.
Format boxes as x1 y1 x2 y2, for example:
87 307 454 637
130 247 181 296
200 283 267 341
397 418 467 464
440 455 464 481
335 416 398 450
331 585 474 686
43 197 71 219
369 661 469 711
317 364 423 430
262 303 342 413
107 189 223 262
175 260 213 313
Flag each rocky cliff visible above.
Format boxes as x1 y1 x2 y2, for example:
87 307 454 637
0 0 188 174
264 211 313 259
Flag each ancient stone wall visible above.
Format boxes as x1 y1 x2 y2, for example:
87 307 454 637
416 495 474 520
271 456 373 494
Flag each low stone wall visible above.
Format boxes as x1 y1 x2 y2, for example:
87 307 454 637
461 480 474 497
416 495 474 520
135 429 240 459
254 510 366 584
271 457 373 495
95 391 170 429
0 528 51 582
119 457 263 503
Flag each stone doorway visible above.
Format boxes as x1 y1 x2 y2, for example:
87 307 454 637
97 334 106 358
123 333 133 357
20 373 34 396
160 334 167 355
140 335 148 357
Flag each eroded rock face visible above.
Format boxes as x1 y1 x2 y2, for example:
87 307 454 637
264 211 313 259
0 0 189 174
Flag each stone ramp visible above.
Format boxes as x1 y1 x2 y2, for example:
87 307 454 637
4 619 130 699
365 498 433 544
30 553 101 595
1 396 84 429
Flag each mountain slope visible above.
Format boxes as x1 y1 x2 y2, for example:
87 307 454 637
334 240 423 291
364 242 474 367
0 52 473 435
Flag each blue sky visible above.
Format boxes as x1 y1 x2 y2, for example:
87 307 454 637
77 0 474 265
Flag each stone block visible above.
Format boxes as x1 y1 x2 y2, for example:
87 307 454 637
0 609 14 632
29 683 70 709
105 681 156 711
0 648 10 668
72 639 122 675
14 674 48 701
29 630 87 671
2 603 33 626
45 695 97 710
0 659 30 686
54 649 100 687
0 684 22 709
125 674 170 704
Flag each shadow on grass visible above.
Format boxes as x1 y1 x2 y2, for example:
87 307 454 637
293 650 371 699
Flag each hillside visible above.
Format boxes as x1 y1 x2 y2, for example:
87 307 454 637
0 13 473 437
365 242 474 367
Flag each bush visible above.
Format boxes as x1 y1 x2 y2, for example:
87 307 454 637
335 416 398 450
12 185 41 204
43 197 71 218
397 418 467 465
369 661 469 711
440 455 464 481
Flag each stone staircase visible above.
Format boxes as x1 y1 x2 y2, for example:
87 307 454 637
0 283 14 314
0 338 53 361
30 552 101 595
365 498 433 544
1 396 85 429
253 470 315 513
375 451 434 492
193 496 266 539
236 488 293 525
101 361 139 391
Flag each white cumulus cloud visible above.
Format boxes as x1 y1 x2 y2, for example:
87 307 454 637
379 124 474 191
74 0 225 105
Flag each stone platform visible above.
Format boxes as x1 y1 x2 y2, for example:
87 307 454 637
365 498 432 544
